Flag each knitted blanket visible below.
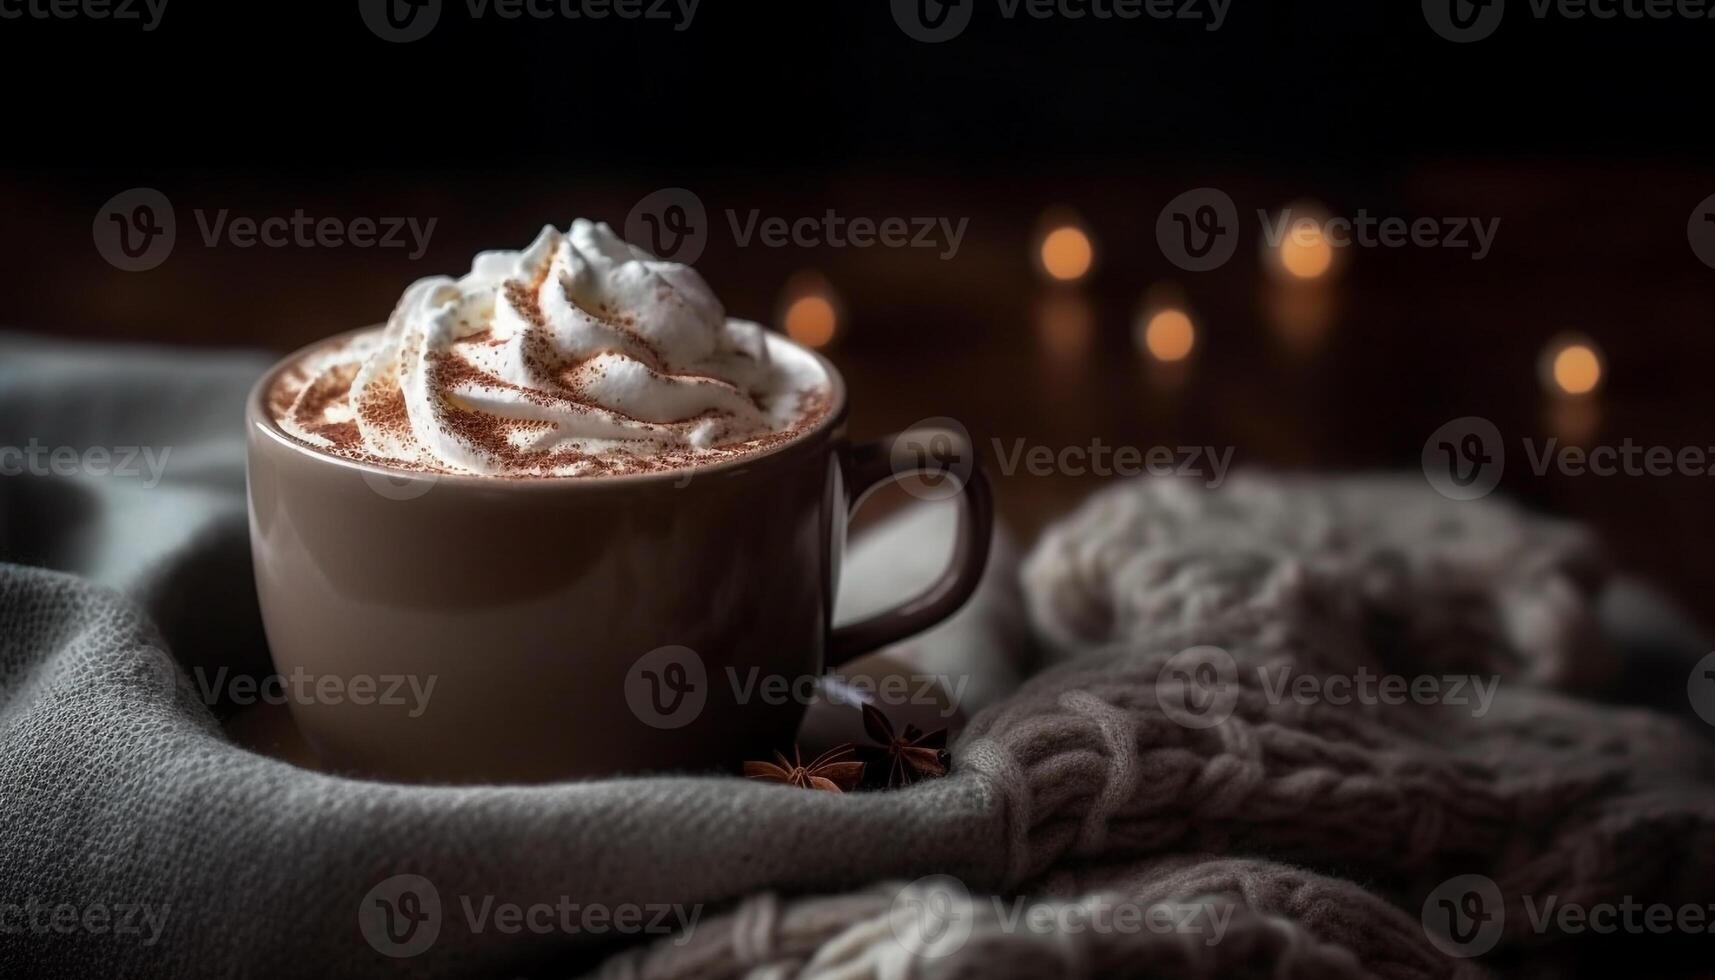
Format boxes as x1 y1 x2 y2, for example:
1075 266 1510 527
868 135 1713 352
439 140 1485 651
597 477 1715 979
3 336 1713 979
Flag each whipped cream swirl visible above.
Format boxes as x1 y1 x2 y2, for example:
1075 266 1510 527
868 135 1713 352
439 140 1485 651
270 220 829 476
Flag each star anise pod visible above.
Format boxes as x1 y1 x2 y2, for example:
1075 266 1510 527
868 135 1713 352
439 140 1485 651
857 703 949 789
742 744 864 792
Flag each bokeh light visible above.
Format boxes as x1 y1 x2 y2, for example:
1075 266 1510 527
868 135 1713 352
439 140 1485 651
1139 308 1196 362
1037 218 1094 282
1264 202 1339 281
784 295 837 348
778 271 840 348
1542 337 1604 396
1278 222 1334 279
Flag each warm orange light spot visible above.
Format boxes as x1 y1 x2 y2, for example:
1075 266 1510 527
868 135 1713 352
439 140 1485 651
784 294 837 348
1142 309 1196 362
1278 222 1334 279
1039 226 1094 282
1550 343 1602 395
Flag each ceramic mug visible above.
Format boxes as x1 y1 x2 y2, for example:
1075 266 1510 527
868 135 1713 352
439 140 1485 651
246 327 992 783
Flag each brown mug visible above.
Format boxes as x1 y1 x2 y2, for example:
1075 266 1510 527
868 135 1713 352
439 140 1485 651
246 327 992 783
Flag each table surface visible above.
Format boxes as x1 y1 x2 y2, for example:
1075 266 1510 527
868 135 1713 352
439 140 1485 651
7 167 1713 632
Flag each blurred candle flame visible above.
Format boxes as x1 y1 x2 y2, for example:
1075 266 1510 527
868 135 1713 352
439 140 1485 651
1268 201 1337 281
1539 334 1603 443
1139 308 1196 362
1135 286 1196 392
1545 340 1603 396
779 270 840 348
1036 209 1094 283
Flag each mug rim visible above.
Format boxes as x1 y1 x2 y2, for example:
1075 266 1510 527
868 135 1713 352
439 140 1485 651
247 324 850 491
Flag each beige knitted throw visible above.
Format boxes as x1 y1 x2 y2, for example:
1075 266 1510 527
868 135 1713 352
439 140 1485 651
593 476 1715 979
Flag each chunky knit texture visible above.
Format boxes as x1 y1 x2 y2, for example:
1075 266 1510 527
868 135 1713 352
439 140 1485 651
595 477 1715 978
3 338 1713 979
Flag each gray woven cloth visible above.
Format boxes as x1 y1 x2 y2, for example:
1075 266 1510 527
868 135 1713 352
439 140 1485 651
3 336 1714 979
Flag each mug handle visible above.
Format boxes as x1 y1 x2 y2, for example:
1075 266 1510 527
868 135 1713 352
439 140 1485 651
827 426 994 667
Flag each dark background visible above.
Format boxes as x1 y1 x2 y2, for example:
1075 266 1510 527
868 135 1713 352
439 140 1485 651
4 0 1714 624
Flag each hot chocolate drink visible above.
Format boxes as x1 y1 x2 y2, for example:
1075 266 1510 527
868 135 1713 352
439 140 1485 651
248 216 991 782
268 219 830 477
